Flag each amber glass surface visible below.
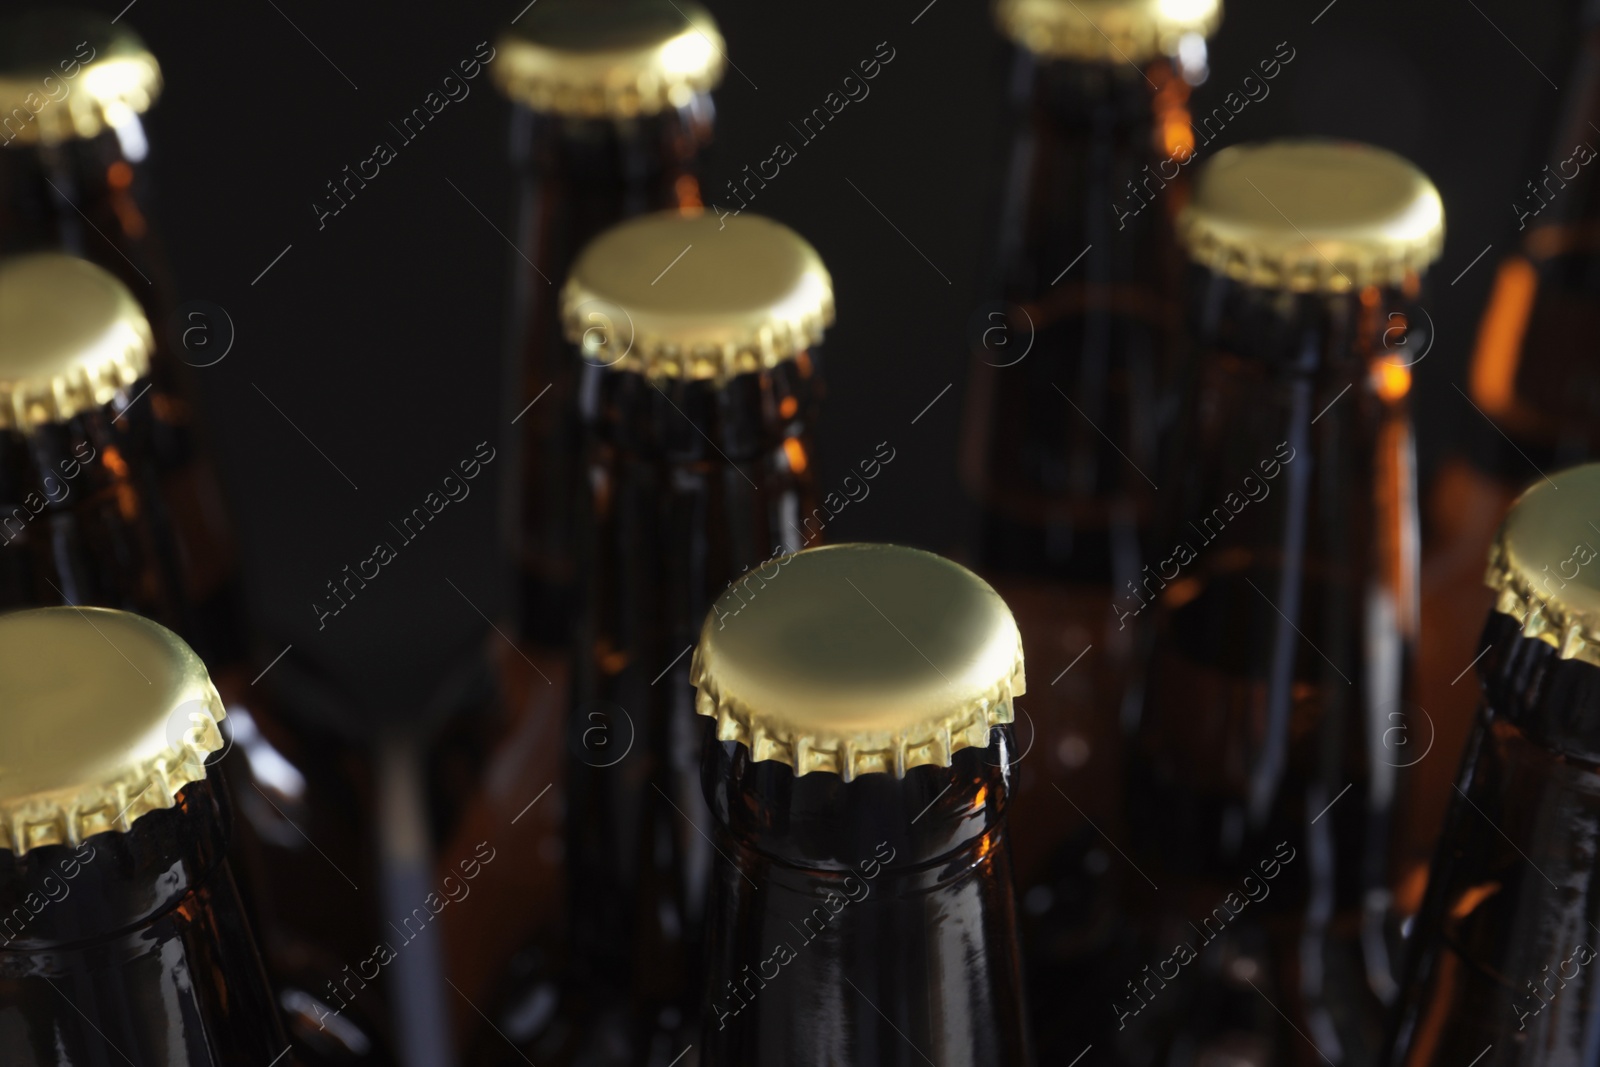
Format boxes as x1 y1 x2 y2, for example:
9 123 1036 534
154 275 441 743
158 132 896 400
958 47 1192 1062
699 733 1032 1066
0 122 243 668
503 101 712 646
476 351 817 1066
1414 20 1600 898
0 770 292 1066
1388 612 1600 1067
1121 271 1422 1067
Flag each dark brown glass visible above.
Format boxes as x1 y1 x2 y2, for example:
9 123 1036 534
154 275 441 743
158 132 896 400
1387 610 1600 1067
1415 15 1600 905
1122 270 1422 1067
0 768 292 1065
0 398 186 627
502 99 712 645
958 44 1195 1061
699 731 1032 1066
477 350 818 1066
0 98 244 672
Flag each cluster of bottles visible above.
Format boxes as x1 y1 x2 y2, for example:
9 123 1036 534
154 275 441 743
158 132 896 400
3 1 1600 1067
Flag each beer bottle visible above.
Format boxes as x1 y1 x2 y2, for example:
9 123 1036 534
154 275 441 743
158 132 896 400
0 9 245 671
455 9 724 1031
493 0 722 647
0 253 391 1062
693 542 1032 1066
1412 7 1600 909
0 606 291 1065
1123 141 1443 1067
1387 462 1600 1067
0 252 186 626
473 209 831 1065
960 1 1218 1054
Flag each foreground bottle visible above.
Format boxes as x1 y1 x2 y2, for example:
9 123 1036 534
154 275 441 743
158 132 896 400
0 8 244 669
493 0 723 646
693 542 1032 1066
1411 5 1600 900
0 606 290 1065
1387 462 1600 1067
962 0 1218 1056
474 209 831 1065
1123 141 1444 1067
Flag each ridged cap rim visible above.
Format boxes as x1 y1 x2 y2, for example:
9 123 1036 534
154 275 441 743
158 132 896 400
691 543 1026 781
0 253 152 432
0 607 226 855
1177 139 1445 293
492 0 724 118
1485 463 1600 669
994 0 1221 62
560 210 834 383
0 10 161 146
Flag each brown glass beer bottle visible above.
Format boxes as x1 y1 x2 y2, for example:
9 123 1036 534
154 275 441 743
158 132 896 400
693 542 1032 1066
493 0 722 647
0 9 244 671
1411 9 1600 910
0 252 393 1063
1122 141 1444 1067
1387 462 1600 1067
471 209 831 1066
959 1 1218 1056
0 606 292 1065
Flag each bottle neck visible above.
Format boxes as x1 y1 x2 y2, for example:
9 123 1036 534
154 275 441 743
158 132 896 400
1389 611 1600 1066
0 126 165 305
0 769 290 1065
965 53 1189 582
1465 27 1600 469
0 769 230 949
698 736 1031 1065
0 403 189 629
1133 270 1421 882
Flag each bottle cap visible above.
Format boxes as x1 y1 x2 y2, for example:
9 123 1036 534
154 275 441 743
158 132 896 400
995 0 1221 63
561 210 834 382
691 543 1026 781
1178 139 1445 293
1486 463 1600 667
0 607 226 854
0 254 151 432
0 10 161 146
493 0 724 118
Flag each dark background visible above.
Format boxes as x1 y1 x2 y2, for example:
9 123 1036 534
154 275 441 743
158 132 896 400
63 0 1581 705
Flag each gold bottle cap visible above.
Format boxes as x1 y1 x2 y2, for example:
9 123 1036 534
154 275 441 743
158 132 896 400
995 0 1221 63
0 253 152 432
1178 139 1445 293
1485 464 1600 668
0 607 227 854
493 0 724 118
0 10 162 146
561 210 834 382
691 543 1026 781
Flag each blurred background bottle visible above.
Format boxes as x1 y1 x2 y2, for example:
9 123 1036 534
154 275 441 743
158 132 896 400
958 1 1217 1056
473 209 830 1065
1122 141 1442 1067
449 9 725 1045
1411 2 1600 910
0 8 244 672
494 0 722 649
1389 463 1600 1067
694 543 1031 1066
0 606 291 1065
